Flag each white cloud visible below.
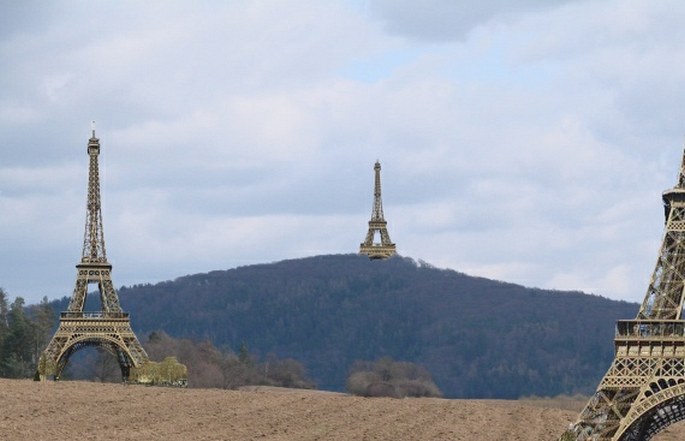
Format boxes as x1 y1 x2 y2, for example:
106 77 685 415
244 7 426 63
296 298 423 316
2 0 685 306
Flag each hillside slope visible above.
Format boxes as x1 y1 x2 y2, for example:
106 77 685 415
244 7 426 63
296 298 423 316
56 254 638 398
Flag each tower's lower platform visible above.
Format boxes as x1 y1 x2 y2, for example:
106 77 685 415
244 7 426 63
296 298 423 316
359 243 397 259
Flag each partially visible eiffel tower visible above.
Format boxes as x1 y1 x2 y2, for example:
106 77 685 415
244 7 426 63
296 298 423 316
561 147 685 440
37 128 149 381
360 160 396 260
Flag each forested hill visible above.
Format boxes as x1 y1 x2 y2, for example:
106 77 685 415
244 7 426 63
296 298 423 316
54 254 638 398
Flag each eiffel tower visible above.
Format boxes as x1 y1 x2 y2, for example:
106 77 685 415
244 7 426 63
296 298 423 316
37 128 149 381
360 160 396 259
561 147 685 440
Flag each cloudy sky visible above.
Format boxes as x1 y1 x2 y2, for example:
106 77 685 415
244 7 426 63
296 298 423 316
2 0 685 305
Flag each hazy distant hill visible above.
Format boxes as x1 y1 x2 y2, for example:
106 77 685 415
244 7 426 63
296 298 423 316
53 254 638 398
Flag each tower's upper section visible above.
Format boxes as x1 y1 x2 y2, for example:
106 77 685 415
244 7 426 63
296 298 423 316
639 146 685 320
371 160 386 222
81 129 108 264
674 147 685 189
662 147 685 219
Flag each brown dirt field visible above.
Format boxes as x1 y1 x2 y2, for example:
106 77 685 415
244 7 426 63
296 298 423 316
1 379 684 441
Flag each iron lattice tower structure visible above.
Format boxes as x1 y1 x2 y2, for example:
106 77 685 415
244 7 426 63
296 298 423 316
37 129 149 381
359 160 396 259
561 147 685 440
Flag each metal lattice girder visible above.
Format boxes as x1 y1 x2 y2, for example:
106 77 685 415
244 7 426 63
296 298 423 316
360 161 396 260
68 263 123 313
36 130 150 382
561 148 685 441
82 132 108 263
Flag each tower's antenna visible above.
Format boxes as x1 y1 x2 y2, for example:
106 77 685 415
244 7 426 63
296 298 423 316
91 120 96 138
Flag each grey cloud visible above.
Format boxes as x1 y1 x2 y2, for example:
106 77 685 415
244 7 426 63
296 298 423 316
366 0 583 41
0 0 61 39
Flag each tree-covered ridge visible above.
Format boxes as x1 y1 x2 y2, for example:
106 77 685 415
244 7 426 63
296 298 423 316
70 253 636 399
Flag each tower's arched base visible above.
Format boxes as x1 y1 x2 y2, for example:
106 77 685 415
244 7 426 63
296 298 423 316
620 385 685 440
37 312 147 381
561 320 685 440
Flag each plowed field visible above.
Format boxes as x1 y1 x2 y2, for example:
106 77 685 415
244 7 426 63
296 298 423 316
0 379 683 440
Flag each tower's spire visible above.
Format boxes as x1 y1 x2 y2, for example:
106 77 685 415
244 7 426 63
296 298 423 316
371 160 385 221
638 145 685 320
678 145 685 188
360 160 396 259
82 129 107 263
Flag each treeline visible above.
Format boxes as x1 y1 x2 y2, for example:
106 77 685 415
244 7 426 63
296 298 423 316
0 288 54 378
65 331 318 390
63 330 441 396
0 283 319 390
0 283 442 398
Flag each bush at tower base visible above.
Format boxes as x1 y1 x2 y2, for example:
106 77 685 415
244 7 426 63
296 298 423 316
129 357 188 387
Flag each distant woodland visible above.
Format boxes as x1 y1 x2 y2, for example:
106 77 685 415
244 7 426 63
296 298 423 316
0 291 54 379
3 254 638 398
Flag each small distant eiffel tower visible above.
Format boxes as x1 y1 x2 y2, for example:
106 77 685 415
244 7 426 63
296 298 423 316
37 128 149 381
560 147 685 440
360 160 396 260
